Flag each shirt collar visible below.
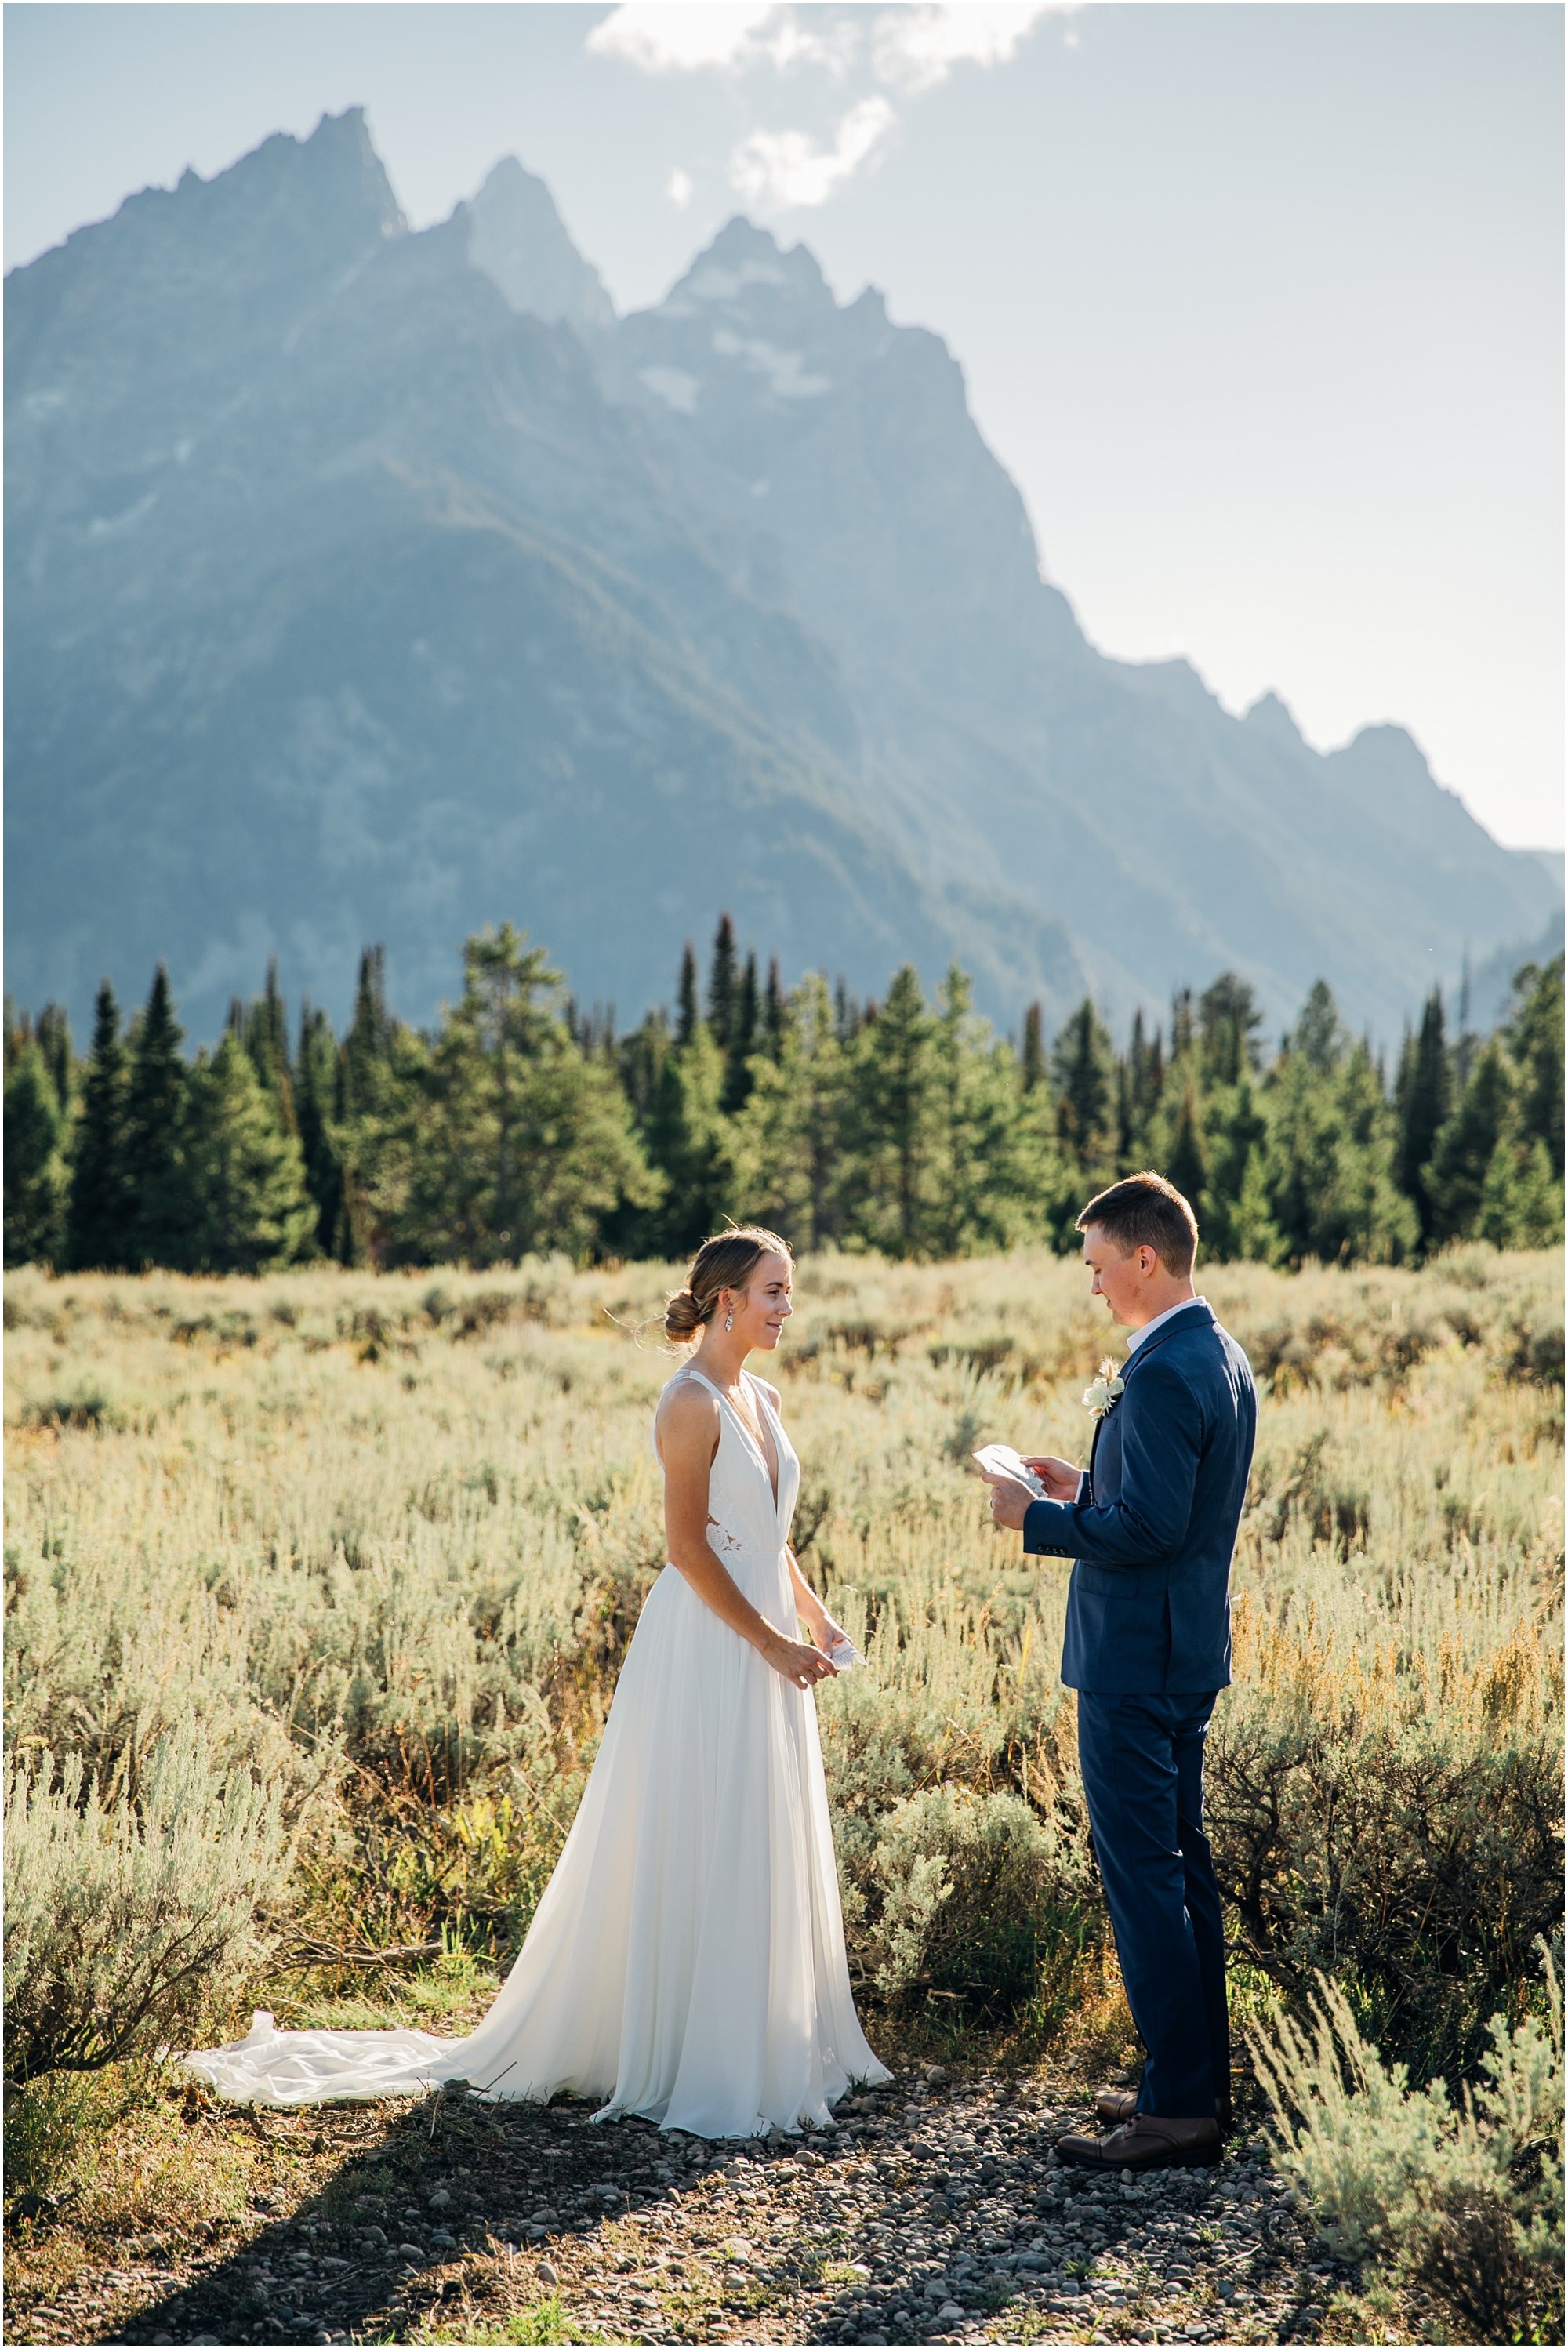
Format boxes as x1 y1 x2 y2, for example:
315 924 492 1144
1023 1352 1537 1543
1125 1295 1208 1352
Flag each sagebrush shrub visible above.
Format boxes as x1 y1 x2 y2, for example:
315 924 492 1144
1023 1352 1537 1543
1253 1951 1564 2345
857 1785 1083 2011
3 1726 288 2081
1210 1585 1563 2081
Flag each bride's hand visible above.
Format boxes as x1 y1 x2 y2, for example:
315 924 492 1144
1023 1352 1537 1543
798 1607 845 1656
763 1628 838 1687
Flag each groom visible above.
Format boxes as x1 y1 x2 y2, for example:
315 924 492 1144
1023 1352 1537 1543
986 1171 1256 2171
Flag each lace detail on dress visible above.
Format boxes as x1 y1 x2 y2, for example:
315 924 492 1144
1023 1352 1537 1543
707 1517 745 1559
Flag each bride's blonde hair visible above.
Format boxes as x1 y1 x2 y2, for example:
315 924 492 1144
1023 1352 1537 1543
664 1226 793 1343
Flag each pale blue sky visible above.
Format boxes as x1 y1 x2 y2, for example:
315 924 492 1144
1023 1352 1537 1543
6 2 1563 848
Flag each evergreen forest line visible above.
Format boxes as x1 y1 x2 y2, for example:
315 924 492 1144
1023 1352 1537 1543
5 921 1563 1277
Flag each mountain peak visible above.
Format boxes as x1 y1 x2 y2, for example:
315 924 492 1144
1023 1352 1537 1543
659 215 833 324
187 107 405 242
709 215 786 261
466 157 614 332
1242 690 1307 750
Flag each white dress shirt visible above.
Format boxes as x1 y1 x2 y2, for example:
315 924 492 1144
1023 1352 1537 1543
1125 1294 1209 1352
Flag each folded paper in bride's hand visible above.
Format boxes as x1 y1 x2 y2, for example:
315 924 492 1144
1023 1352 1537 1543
971 1443 1046 1498
828 1636 863 1672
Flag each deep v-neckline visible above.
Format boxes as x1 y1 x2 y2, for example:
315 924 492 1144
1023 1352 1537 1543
689 1367 781 1512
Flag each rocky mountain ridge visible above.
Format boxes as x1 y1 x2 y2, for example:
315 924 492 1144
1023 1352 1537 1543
5 109 1558 1042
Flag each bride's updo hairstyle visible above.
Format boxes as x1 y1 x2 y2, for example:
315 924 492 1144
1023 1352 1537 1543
664 1226 792 1344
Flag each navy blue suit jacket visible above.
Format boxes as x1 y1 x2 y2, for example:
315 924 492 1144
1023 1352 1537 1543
1023 1302 1257 1694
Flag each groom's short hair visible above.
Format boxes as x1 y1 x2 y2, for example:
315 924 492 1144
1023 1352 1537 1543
1078 1171 1199 1276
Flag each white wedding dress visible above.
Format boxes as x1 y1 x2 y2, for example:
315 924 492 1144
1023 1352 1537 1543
183 1367 889 2136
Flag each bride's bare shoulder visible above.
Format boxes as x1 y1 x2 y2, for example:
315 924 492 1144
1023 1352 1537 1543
655 1373 720 1459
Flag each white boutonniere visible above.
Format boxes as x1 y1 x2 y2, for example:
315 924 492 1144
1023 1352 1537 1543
1082 1359 1126 1419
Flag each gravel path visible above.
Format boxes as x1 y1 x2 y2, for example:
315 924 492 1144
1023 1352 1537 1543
9 2068 1351 2346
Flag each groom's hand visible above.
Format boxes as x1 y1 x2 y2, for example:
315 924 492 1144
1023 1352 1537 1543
1022 1454 1082 1501
988 1477 1035 1533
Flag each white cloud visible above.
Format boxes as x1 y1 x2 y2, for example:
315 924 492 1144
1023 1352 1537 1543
593 4 1063 218
871 4 1071 94
590 2 1069 86
729 95 895 211
588 4 778 74
587 4 853 78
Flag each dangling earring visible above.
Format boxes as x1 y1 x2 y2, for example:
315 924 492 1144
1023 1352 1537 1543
724 1304 735 1333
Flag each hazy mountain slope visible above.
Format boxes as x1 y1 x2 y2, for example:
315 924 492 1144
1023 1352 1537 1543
6 112 1086 1037
607 218 1559 1034
467 157 615 335
5 111 1557 1044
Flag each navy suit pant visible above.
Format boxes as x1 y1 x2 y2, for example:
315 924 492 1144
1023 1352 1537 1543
1076 1691 1230 2120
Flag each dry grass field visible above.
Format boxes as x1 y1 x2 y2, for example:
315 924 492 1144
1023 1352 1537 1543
4 1247 1562 2347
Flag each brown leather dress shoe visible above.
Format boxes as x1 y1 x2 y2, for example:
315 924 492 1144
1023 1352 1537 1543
1094 2087 1235 2132
1058 2113 1222 2170
1095 2087 1139 2125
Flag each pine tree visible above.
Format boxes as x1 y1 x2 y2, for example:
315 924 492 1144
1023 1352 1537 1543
640 1026 733 1258
1454 951 1478 1090
707 914 738 1046
1167 1084 1208 1217
1422 1040 1515 1247
731 973 848 1251
616 1010 671 1132
36 1005 73 1112
675 943 700 1049
1198 972 1265 1087
341 946 394 1120
65 981 132 1270
1203 1080 1276 1261
1170 987 1195 1062
1146 1025 1166 1108
1123 1007 1163 1167
1229 1144 1285 1266
122 964 192 1269
764 957 786 1059
1294 980 1346 1073
5 1042 67 1265
292 1001 341 1259
927 968 1060 1254
1050 1000 1118 1173
834 977 858 1044
389 925 657 1265
846 966 939 1257
1262 1043 1342 1266
1501 955 1564 1170
241 960 297 1134
1319 1043 1419 1263
183 1034 316 1273
1481 1138 1564 1249
723 951 760 1112
332 946 401 1264
1021 1003 1045 1092
1395 989 1453 1245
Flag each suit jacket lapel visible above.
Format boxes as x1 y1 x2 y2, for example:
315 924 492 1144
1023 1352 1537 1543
1087 1407 1107 1487
1089 1305 1212 1484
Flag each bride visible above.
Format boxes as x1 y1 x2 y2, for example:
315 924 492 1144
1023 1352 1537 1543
183 1227 891 2136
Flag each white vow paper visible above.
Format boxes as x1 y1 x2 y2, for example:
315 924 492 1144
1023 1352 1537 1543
971 1443 1047 1498
828 1636 864 1672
